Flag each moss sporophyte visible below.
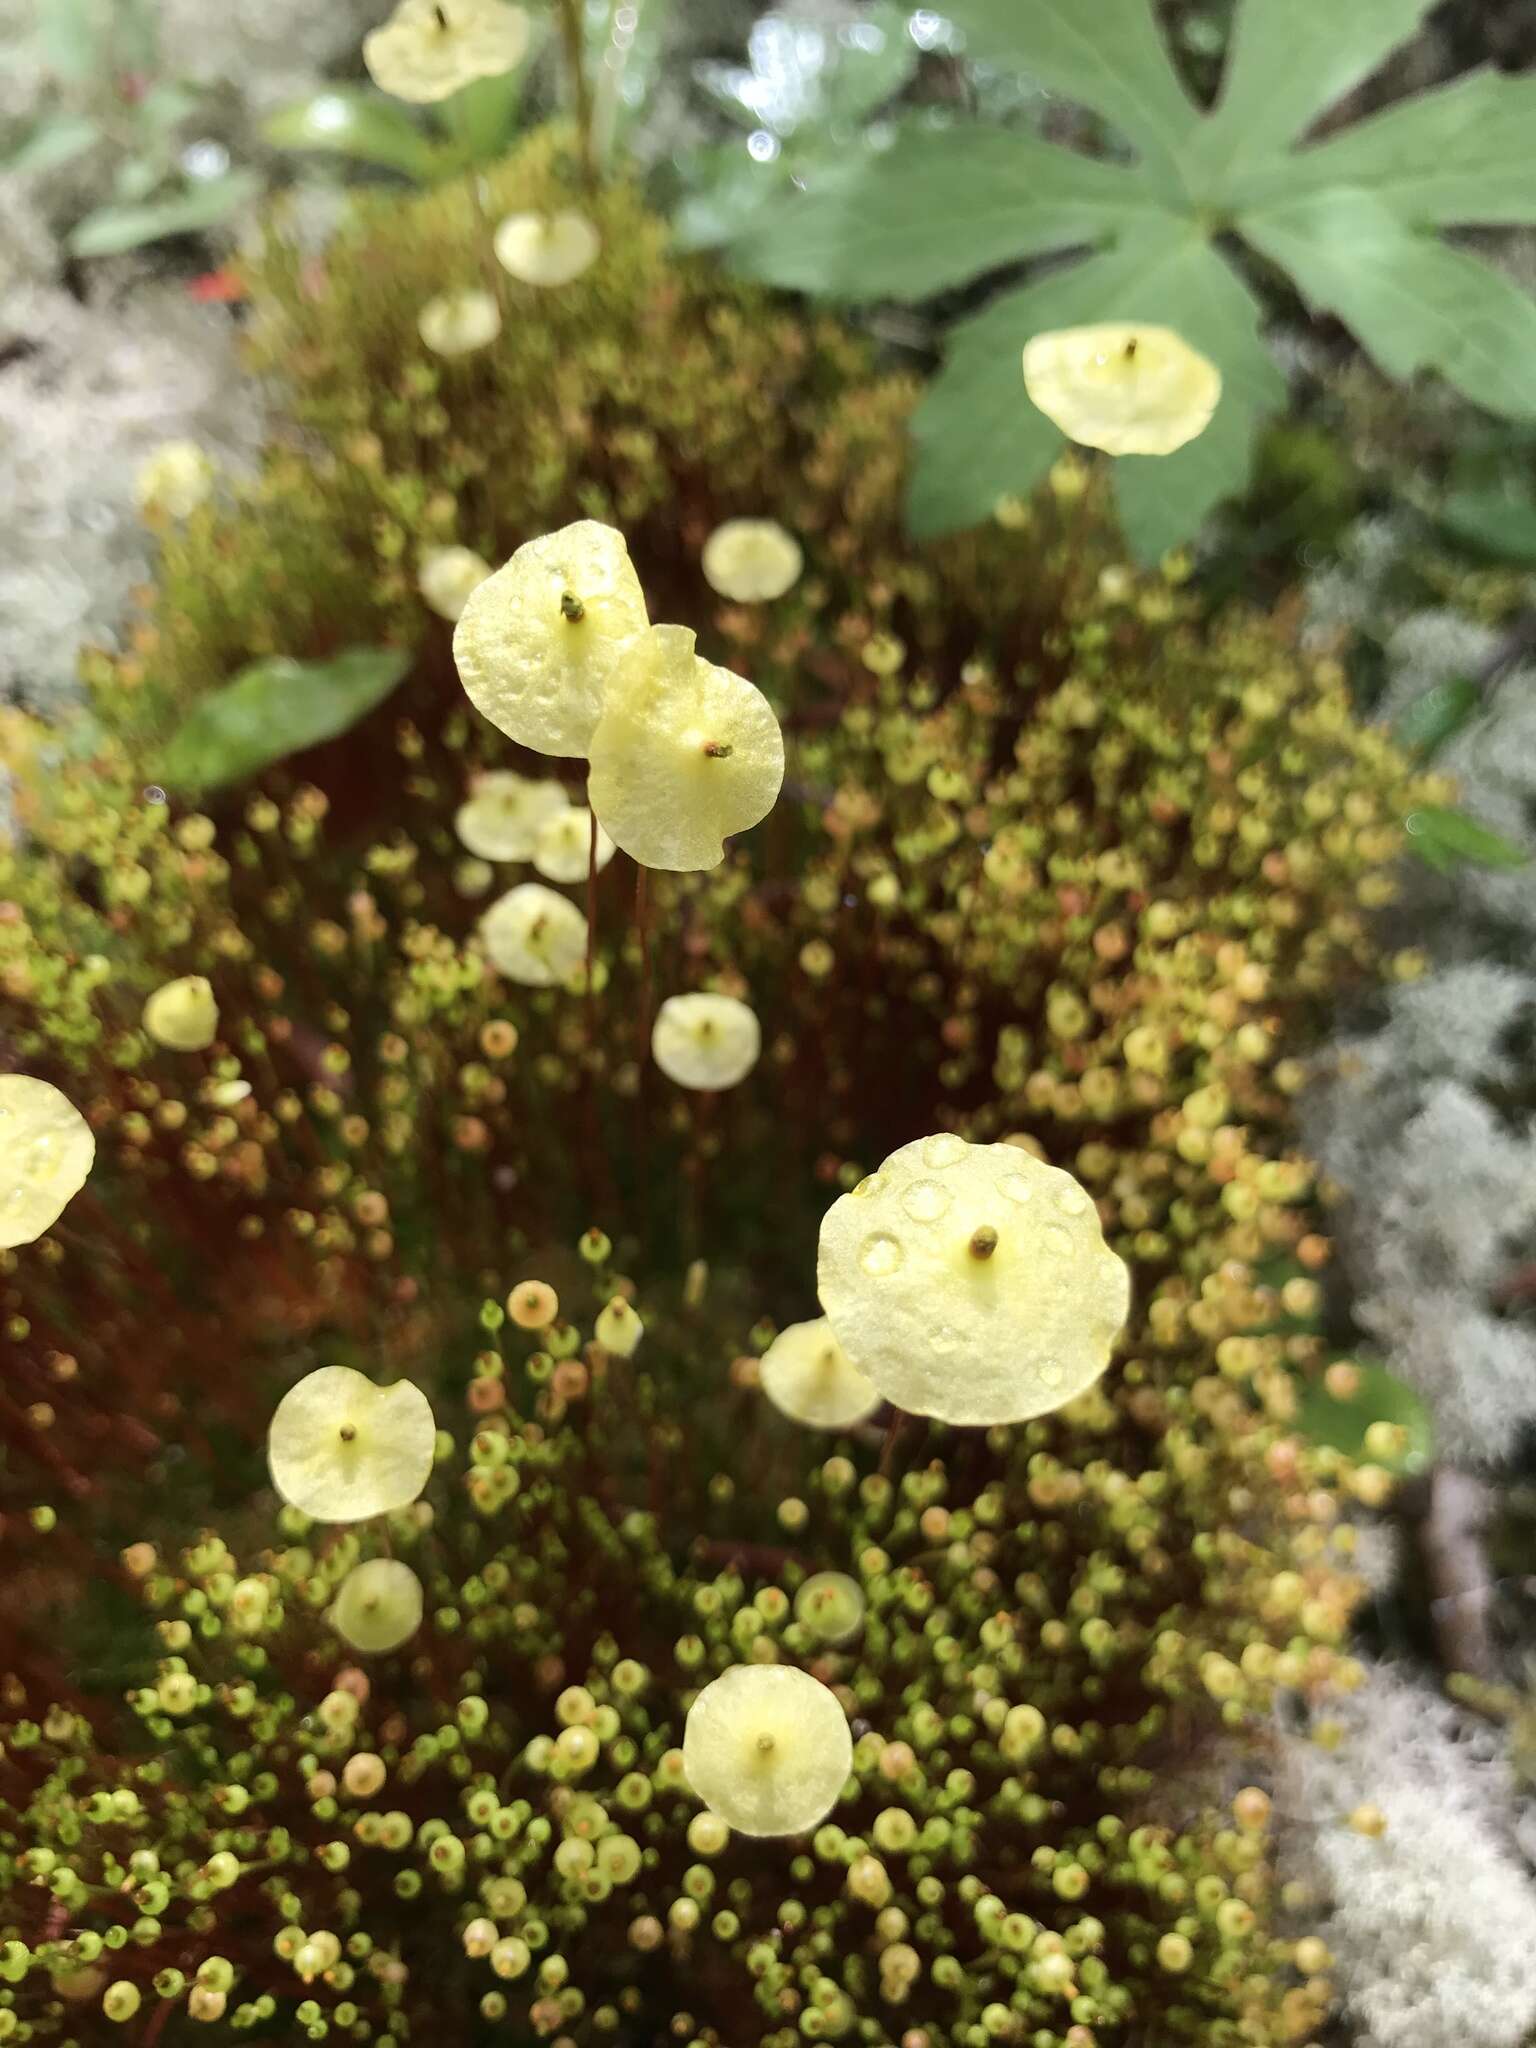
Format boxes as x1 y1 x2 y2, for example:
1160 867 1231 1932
0 124 1441 2048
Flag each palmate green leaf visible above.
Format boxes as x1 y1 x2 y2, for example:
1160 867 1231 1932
721 0 1536 546
910 212 1283 554
950 0 1198 199
1242 188 1536 420
158 649 413 798
734 120 1147 299
1182 0 1431 199
1246 66 1536 222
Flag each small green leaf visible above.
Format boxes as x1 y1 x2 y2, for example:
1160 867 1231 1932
437 30 541 168
1297 1360 1433 1477
6 112 100 176
158 649 414 797
35 0 103 79
67 171 261 258
262 90 439 180
1392 676 1483 759
1438 487 1536 564
1404 805 1529 872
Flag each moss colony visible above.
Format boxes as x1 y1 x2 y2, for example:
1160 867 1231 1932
0 132 1441 2045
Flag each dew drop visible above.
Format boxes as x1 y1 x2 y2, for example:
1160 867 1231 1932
142 785 168 805
901 1178 951 1224
1043 1223 1073 1255
930 1322 959 1355
1039 1360 1064 1389
998 1172 1034 1205
852 1172 886 1200
859 1232 903 1277
1054 1182 1088 1216
921 1134 966 1170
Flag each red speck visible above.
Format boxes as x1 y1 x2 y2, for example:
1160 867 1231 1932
187 268 246 304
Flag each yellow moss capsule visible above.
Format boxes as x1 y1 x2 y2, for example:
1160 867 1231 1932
493 211 601 287
456 772 570 862
651 993 761 1091
142 975 219 1052
1022 323 1221 456
683 1665 852 1837
267 1366 435 1522
479 883 588 988
364 0 529 103
455 520 647 758
587 624 784 872
0 1075 95 1250
760 1317 881 1431
420 546 493 623
532 807 615 885
701 519 803 603
816 1137 1130 1427
135 439 213 519
332 1560 424 1654
417 289 502 357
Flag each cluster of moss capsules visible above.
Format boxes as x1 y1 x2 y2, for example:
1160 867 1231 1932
0 127 1436 2045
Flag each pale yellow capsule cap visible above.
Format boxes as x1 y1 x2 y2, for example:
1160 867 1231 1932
480 882 588 987
142 975 219 1052
420 546 493 623
417 289 502 357
333 1558 425 1654
494 210 601 288
135 439 213 520
0 1075 95 1250
453 520 648 758
364 0 530 103
683 1664 852 1836
651 992 761 1091
267 1365 436 1522
455 771 569 861
532 806 615 885
816 1136 1130 1427
760 1316 880 1430
701 519 803 603
587 624 784 872
1023 322 1220 457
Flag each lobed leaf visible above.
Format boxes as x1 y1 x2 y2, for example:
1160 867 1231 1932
946 0 1198 198
1262 66 1536 224
733 120 1148 300
1244 188 1536 421
1185 0 1431 201
157 648 414 797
